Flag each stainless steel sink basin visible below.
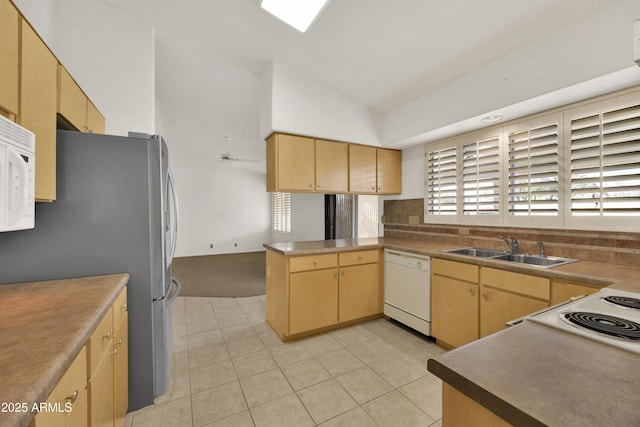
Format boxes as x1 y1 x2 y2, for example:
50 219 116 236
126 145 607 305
492 253 577 268
442 247 509 258
441 247 578 268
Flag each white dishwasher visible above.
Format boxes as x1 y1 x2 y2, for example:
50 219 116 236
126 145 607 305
384 249 431 336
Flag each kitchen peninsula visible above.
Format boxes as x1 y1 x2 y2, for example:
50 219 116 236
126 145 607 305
264 237 640 426
264 238 385 341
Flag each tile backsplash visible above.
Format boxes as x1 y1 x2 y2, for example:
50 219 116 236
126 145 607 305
383 199 639 267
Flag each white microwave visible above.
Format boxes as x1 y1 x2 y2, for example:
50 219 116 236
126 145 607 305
0 115 35 232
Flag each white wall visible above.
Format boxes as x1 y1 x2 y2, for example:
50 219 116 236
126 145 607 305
262 62 382 145
382 0 640 146
15 0 156 136
269 193 325 243
156 101 271 257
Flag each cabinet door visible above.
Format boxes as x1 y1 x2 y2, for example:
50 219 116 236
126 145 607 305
349 144 377 193
339 263 380 322
480 287 547 338
376 148 402 194
86 100 105 134
114 313 128 426
89 353 114 427
431 275 478 348
289 268 338 334
0 0 19 118
20 21 58 201
277 134 315 191
315 139 348 193
550 279 600 305
58 65 87 131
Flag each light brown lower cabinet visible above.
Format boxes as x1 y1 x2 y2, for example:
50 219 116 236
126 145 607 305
289 268 339 334
29 287 127 427
29 347 88 427
89 349 114 427
266 248 382 341
550 279 601 305
89 286 128 427
479 267 550 338
442 383 510 427
113 312 128 427
431 259 479 349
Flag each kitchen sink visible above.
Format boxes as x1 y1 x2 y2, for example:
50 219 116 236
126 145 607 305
441 247 578 268
492 253 577 268
442 247 510 258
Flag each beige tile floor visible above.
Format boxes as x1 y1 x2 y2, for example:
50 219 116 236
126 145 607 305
124 295 446 427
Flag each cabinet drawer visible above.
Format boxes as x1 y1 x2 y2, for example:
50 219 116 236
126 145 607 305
289 253 337 273
113 288 128 330
481 267 550 300
339 249 379 266
32 346 87 427
88 307 113 377
432 258 478 283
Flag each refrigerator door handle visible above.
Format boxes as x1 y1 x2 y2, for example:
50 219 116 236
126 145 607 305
167 168 179 267
168 277 181 303
152 277 181 302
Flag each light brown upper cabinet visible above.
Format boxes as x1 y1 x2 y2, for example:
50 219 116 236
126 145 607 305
58 65 105 134
267 133 316 192
267 132 401 195
315 138 348 193
349 144 402 194
348 144 377 193
376 148 402 193
0 0 19 120
20 19 58 202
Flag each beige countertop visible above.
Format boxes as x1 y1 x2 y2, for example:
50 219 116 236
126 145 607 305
263 237 384 255
0 274 129 427
264 237 640 425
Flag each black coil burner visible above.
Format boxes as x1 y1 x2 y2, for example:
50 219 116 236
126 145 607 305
562 312 640 341
603 295 640 310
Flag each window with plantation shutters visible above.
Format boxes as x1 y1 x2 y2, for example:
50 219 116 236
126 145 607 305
426 146 457 216
507 123 559 216
462 136 500 216
272 192 291 233
569 103 640 217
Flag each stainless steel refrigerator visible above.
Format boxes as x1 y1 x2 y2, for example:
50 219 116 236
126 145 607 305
0 129 179 411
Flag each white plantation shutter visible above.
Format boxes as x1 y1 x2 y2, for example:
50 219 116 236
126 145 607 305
507 123 559 216
272 192 291 233
462 136 500 216
570 103 640 217
426 146 457 216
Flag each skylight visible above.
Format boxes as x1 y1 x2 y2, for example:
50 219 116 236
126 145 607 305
260 0 330 33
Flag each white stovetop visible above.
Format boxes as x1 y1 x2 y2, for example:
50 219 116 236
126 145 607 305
527 287 640 354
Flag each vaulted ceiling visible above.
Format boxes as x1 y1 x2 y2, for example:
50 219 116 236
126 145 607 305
101 0 639 159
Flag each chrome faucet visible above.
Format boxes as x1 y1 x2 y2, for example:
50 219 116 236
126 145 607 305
500 236 519 253
537 241 545 257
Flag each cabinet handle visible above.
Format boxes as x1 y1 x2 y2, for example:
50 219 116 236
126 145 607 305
111 348 118 355
102 332 113 340
65 390 79 404
378 187 381 191
371 186 375 191
482 292 488 299
309 184 313 188
122 304 127 311
334 273 338 278
469 288 475 296
357 256 362 260
341 272 345 277
115 339 123 346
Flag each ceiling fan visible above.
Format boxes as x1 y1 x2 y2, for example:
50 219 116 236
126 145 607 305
219 136 258 163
